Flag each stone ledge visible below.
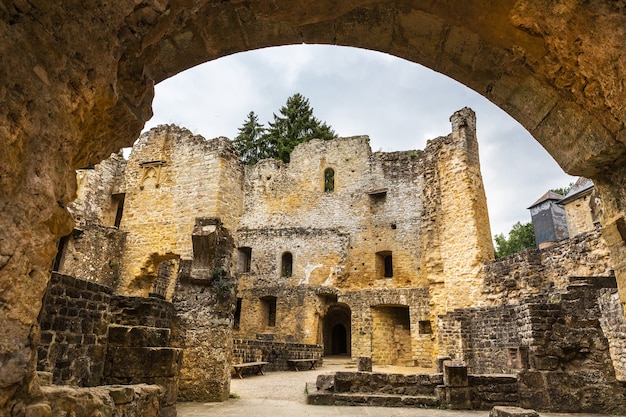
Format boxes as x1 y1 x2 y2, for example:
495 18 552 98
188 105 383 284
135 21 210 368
306 382 441 408
489 406 540 417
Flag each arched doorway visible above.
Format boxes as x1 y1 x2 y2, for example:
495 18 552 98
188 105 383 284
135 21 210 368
323 304 351 357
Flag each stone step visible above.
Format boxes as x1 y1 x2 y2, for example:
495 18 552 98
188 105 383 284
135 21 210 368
105 346 183 378
107 324 171 347
306 382 441 408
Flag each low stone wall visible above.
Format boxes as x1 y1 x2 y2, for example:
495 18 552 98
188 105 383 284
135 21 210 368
37 272 112 386
37 273 180 415
468 375 519 410
233 338 323 372
312 370 519 410
482 229 613 305
437 304 520 374
39 384 162 417
439 276 626 413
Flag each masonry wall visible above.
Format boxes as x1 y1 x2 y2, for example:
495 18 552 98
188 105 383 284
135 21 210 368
37 273 112 387
55 225 126 287
341 288 433 366
71 152 127 228
232 339 323 372
118 125 243 297
563 191 596 237
482 228 613 305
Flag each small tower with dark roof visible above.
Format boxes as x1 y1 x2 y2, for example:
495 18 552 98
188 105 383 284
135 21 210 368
528 191 569 249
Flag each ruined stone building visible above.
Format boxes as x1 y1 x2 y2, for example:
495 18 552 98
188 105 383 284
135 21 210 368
54 107 492 368
42 107 626 412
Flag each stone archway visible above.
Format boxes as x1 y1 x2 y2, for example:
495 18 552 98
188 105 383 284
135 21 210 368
323 303 352 356
3 0 626 410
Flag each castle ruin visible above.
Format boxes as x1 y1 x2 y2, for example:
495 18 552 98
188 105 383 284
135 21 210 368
36 108 626 413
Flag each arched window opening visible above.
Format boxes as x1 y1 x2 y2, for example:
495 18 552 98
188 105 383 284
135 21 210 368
281 252 293 278
324 168 335 192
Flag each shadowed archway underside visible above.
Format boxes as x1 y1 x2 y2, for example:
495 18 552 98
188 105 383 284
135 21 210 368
2 0 626 410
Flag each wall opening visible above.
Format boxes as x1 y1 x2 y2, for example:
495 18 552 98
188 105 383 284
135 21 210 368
260 296 277 327
281 252 293 278
237 247 252 273
234 298 242 330
376 251 393 278
323 303 351 356
324 168 335 192
371 305 411 365
111 193 125 228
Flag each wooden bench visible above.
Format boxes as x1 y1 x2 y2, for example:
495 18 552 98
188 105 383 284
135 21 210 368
287 358 319 371
232 361 269 379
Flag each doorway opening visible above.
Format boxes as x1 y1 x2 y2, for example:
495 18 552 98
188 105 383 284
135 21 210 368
323 303 351 356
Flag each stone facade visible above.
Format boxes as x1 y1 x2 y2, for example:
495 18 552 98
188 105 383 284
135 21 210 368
46 103 626 413
57 107 493 377
233 107 493 368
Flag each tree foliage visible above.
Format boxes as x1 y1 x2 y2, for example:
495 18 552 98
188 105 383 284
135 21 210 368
494 221 536 259
233 93 337 164
232 112 267 165
551 182 574 197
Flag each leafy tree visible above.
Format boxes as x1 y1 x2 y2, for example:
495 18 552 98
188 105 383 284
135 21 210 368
494 221 536 259
234 94 337 164
551 182 574 196
232 112 267 165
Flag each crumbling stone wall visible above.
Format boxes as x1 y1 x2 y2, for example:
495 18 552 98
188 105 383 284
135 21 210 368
54 226 126 287
482 228 613 304
169 218 237 402
235 108 492 366
36 273 181 415
118 125 243 297
439 276 626 413
37 273 112 387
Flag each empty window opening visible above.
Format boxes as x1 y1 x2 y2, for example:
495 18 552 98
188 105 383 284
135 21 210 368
324 168 335 192
234 298 242 330
111 193 125 228
281 252 293 278
384 255 393 277
418 320 432 334
261 296 277 327
237 247 252 273
376 251 393 278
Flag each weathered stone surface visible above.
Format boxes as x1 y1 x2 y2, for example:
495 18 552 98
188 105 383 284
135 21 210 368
4 0 626 412
489 406 539 417
357 356 372 372
443 360 468 387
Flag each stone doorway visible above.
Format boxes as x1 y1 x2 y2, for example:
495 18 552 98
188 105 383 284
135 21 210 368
323 304 351 357
371 305 412 365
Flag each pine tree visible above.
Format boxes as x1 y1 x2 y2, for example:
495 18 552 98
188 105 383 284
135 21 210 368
234 94 337 164
233 111 267 165
263 93 337 163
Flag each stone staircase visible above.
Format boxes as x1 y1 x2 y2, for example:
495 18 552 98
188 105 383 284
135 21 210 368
307 371 443 408
104 320 183 417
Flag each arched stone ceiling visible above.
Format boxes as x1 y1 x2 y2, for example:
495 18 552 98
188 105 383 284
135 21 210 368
2 0 626 409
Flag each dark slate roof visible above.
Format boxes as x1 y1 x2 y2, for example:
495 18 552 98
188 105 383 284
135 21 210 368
558 177 594 205
528 191 565 209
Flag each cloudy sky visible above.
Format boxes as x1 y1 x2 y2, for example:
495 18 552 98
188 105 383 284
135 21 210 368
143 44 574 238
